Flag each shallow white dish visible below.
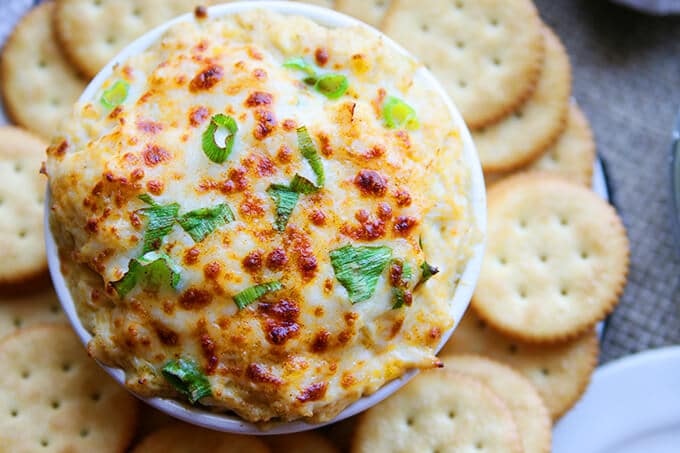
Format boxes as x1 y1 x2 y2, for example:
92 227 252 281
44 1 486 434
553 346 680 453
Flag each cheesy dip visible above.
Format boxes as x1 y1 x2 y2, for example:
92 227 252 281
46 9 475 423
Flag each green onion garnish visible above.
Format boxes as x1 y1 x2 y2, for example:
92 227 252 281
267 184 300 232
112 251 181 298
162 358 212 404
201 114 237 163
233 281 283 310
383 96 420 130
177 203 234 243
314 73 349 99
138 194 180 253
284 57 348 99
289 174 319 194
283 57 317 78
416 261 440 289
330 245 393 304
297 126 325 187
100 80 130 110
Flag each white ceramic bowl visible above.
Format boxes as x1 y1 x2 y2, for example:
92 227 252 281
45 1 486 435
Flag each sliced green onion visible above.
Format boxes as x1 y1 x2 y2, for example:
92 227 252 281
139 194 180 253
283 57 317 78
100 80 130 110
383 96 420 130
329 245 392 304
267 184 300 232
162 358 212 404
177 203 234 243
392 287 409 309
416 261 440 289
297 126 324 187
202 114 237 163
233 281 283 310
112 251 181 298
289 174 319 194
314 73 348 99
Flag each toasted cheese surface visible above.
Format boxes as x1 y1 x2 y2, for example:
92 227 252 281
47 10 475 423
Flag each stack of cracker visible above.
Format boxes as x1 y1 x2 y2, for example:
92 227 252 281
0 0 630 452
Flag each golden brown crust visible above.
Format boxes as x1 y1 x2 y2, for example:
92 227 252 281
474 172 629 343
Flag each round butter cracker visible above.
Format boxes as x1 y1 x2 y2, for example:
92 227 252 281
382 0 545 129
130 423 271 453
527 102 595 186
441 355 551 453
0 289 65 340
1 2 87 140
336 0 392 28
53 0 218 78
472 26 571 172
0 126 49 286
0 324 139 452
352 370 523 453
266 430 339 453
484 102 596 187
441 310 599 421
474 173 629 342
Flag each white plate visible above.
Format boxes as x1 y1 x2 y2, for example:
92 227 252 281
553 346 680 453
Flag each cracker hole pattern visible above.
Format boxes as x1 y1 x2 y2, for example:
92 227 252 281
13 317 22 327
492 57 502 66
40 439 49 447
91 392 102 402
406 416 415 426
454 0 464 9
421 24 429 32
458 80 468 88
475 441 484 450
581 251 589 260
51 400 60 410
10 409 18 417
18 230 28 239
539 254 548 262
448 410 456 419
541 368 550 376
21 370 30 379
508 344 518 354
456 40 466 49
514 111 524 119
62 362 72 372
80 428 90 438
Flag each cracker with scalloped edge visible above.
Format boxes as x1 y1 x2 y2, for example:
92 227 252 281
0 127 49 286
353 370 522 453
484 103 596 187
440 310 599 420
54 0 219 78
0 289 65 340
472 26 571 172
130 423 271 453
474 173 628 342
266 430 339 453
382 0 545 129
1 2 86 139
0 324 139 452
442 355 551 453
336 0 391 28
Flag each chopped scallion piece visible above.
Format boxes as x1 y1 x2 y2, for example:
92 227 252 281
233 281 283 310
289 174 319 194
162 358 212 404
112 251 181 298
416 261 440 288
383 96 419 130
314 73 349 99
297 126 325 187
100 80 130 110
330 245 392 304
392 287 409 309
267 184 300 232
139 194 179 253
201 114 237 163
283 57 317 78
177 203 234 243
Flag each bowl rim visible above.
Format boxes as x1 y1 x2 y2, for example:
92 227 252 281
44 0 486 435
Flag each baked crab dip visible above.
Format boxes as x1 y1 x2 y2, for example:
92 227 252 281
45 9 477 424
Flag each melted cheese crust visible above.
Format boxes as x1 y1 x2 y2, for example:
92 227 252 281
47 10 475 423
